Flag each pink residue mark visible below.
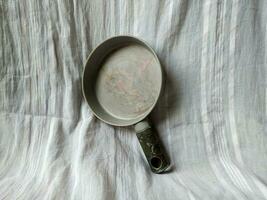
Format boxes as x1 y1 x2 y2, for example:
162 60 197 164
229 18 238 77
115 76 140 99
139 58 152 73
116 79 126 92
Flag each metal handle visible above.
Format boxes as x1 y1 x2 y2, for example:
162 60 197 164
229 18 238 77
134 120 170 173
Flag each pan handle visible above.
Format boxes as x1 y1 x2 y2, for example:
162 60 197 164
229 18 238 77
134 120 170 173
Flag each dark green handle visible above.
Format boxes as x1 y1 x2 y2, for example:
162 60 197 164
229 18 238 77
134 120 170 173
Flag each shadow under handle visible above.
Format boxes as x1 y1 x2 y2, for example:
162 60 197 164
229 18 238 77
134 120 170 174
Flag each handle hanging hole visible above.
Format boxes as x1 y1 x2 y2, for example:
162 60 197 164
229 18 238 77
150 156 162 169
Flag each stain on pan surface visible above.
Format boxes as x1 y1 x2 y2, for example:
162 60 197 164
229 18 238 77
95 44 162 120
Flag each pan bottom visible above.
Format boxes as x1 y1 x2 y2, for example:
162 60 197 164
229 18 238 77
95 44 162 120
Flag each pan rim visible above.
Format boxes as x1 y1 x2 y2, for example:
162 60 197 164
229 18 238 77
82 35 163 126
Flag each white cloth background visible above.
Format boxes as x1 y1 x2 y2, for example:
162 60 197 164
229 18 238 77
0 0 267 199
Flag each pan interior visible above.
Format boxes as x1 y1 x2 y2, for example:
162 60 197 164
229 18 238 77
95 44 162 121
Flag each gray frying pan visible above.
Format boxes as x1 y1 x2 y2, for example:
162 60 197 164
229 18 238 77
82 36 170 173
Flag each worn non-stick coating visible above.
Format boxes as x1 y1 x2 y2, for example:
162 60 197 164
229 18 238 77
82 36 162 126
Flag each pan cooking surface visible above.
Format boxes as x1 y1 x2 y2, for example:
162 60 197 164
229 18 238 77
95 44 162 120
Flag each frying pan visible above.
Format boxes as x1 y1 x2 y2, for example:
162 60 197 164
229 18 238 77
82 36 170 173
